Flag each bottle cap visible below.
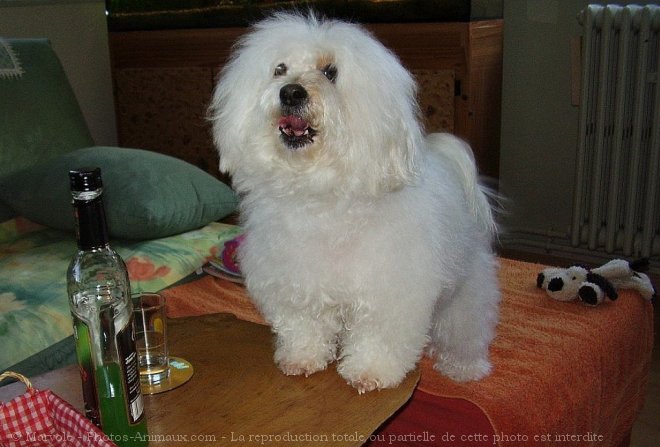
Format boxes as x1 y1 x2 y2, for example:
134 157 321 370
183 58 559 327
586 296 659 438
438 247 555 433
69 168 103 192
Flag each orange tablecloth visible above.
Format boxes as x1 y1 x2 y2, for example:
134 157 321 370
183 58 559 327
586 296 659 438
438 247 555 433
163 258 653 446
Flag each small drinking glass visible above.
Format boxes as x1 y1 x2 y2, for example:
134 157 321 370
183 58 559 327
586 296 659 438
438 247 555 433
132 292 169 385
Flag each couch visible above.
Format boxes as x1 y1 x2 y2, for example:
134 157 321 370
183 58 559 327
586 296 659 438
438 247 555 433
0 38 239 378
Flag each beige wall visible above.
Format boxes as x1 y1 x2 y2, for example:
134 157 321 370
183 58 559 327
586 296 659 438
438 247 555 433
0 0 117 146
499 0 583 236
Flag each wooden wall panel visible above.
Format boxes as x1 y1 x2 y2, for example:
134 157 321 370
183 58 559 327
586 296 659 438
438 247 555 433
109 20 501 178
114 67 218 175
413 69 455 133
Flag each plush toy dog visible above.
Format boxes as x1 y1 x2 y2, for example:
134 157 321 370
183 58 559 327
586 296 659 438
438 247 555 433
537 259 656 306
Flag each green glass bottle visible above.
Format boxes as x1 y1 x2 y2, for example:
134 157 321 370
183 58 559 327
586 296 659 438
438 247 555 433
67 168 148 446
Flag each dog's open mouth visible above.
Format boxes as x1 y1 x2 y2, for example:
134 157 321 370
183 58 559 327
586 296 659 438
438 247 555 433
278 115 317 149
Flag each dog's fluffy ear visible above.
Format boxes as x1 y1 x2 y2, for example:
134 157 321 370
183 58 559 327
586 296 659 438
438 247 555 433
335 24 424 194
209 20 278 178
209 55 251 176
373 41 423 191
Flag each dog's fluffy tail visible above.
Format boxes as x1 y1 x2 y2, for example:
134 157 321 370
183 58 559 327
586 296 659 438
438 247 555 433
427 133 497 237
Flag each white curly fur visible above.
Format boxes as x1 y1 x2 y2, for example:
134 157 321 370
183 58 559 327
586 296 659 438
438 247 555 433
209 11 500 393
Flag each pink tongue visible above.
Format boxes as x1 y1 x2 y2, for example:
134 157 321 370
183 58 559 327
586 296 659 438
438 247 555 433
278 115 309 136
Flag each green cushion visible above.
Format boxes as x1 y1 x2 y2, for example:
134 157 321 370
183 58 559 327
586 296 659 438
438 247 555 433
0 39 94 180
0 146 238 240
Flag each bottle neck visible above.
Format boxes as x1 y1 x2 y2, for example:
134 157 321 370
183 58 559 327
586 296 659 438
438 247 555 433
73 196 110 250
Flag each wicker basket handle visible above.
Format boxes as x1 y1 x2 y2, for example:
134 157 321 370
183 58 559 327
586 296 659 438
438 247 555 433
0 371 33 393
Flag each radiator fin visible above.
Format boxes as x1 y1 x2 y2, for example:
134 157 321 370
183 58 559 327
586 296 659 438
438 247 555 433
572 5 659 259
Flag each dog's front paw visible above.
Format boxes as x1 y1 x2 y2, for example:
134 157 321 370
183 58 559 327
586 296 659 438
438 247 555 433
348 377 382 395
274 344 334 378
277 358 328 377
270 319 339 378
337 357 407 394
433 353 491 382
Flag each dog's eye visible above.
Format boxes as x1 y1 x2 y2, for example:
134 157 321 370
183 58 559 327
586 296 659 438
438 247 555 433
274 63 287 77
321 64 337 83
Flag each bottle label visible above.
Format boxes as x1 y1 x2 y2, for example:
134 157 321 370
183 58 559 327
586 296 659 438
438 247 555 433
73 313 145 428
116 316 145 424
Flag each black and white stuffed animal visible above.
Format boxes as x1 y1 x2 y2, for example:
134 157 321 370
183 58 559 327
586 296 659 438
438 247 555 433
537 259 656 306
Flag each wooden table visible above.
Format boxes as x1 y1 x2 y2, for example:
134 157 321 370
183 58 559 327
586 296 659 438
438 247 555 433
0 314 419 446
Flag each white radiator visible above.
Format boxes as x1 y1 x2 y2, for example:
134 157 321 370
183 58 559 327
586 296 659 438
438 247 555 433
572 4 660 259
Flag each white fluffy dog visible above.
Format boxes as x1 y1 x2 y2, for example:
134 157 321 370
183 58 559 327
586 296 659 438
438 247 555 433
209 12 500 393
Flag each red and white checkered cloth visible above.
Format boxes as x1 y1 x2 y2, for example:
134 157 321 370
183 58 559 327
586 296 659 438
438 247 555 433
0 383 117 447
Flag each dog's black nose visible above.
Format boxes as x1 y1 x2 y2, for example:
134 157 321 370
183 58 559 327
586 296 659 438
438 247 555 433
280 83 308 107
